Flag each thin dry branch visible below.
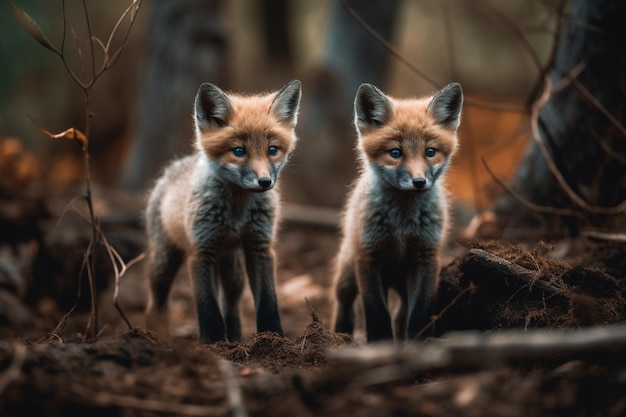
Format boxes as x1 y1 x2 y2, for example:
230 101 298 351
486 2 544 74
338 0 439 89
482 158 585 219
415 283 476 340
81 0 96 82
569 78 626 138
338 0 525 113
530 75 626 215
16 0 145 341
34 305 77 344
100 232 145 330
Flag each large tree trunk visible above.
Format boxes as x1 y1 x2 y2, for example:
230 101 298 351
120 0 228 192
492 0 626 240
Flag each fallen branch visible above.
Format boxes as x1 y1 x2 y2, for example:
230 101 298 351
69 384 224 416
328 324 626 374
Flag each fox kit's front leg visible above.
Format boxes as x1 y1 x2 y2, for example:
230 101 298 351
188 244 227 343
403 247 440 340
242 238 282 335
356 255 393 341
219 251 245 342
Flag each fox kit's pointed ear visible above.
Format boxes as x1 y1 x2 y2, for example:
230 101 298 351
194 83 234 131
427 82 463 130
270 80 302 126
354 83 393 131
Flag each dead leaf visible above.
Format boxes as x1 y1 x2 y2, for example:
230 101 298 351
39 127 87 145
9 3 60 55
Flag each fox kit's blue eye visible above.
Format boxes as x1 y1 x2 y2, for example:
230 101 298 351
425 148 436 157
233 147 246 157
389 149 402 159
268 146 278 156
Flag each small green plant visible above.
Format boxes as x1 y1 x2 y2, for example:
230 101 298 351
10 0 144 341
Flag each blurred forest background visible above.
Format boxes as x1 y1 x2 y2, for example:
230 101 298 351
0 0 562 222
3 0 626 250
2 3 626 414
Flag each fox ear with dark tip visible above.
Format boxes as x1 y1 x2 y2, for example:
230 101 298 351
427 82 463 130
354 83 393 132
270 80 302 126
194 83 234 131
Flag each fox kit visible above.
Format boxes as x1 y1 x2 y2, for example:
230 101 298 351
332 82 463 342
145 80 302 343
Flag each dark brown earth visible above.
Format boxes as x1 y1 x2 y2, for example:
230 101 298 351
1 183 626 416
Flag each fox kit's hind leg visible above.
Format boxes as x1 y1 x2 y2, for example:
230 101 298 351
219 251 245 342
333 263 359 335
242 239 283 335
145 236 185 340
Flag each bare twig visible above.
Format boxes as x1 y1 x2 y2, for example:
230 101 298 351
530 75 626 215
414 283 476 340
100 231 145 330
337 0 439 89
103 0 143 70
569 78 626 138
482 158 585 219
300 326 310 355
14 0 145 341
485 2 544 74
304 297 320 323
34 304 77 344
337 0 526 113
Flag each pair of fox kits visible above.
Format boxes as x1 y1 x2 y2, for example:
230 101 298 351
144 79 463 344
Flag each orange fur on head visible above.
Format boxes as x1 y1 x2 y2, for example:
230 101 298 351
197 94 296 161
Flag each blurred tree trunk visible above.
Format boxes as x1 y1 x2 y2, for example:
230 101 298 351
261 0 292 72
492 0 626 239
282 0 400 207
120 0 228 192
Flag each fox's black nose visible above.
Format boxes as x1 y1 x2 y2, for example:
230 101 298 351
413 178 427 189
258 177 272 189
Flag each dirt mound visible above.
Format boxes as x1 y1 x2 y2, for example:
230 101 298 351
433 240 626 335
209 315 355 372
